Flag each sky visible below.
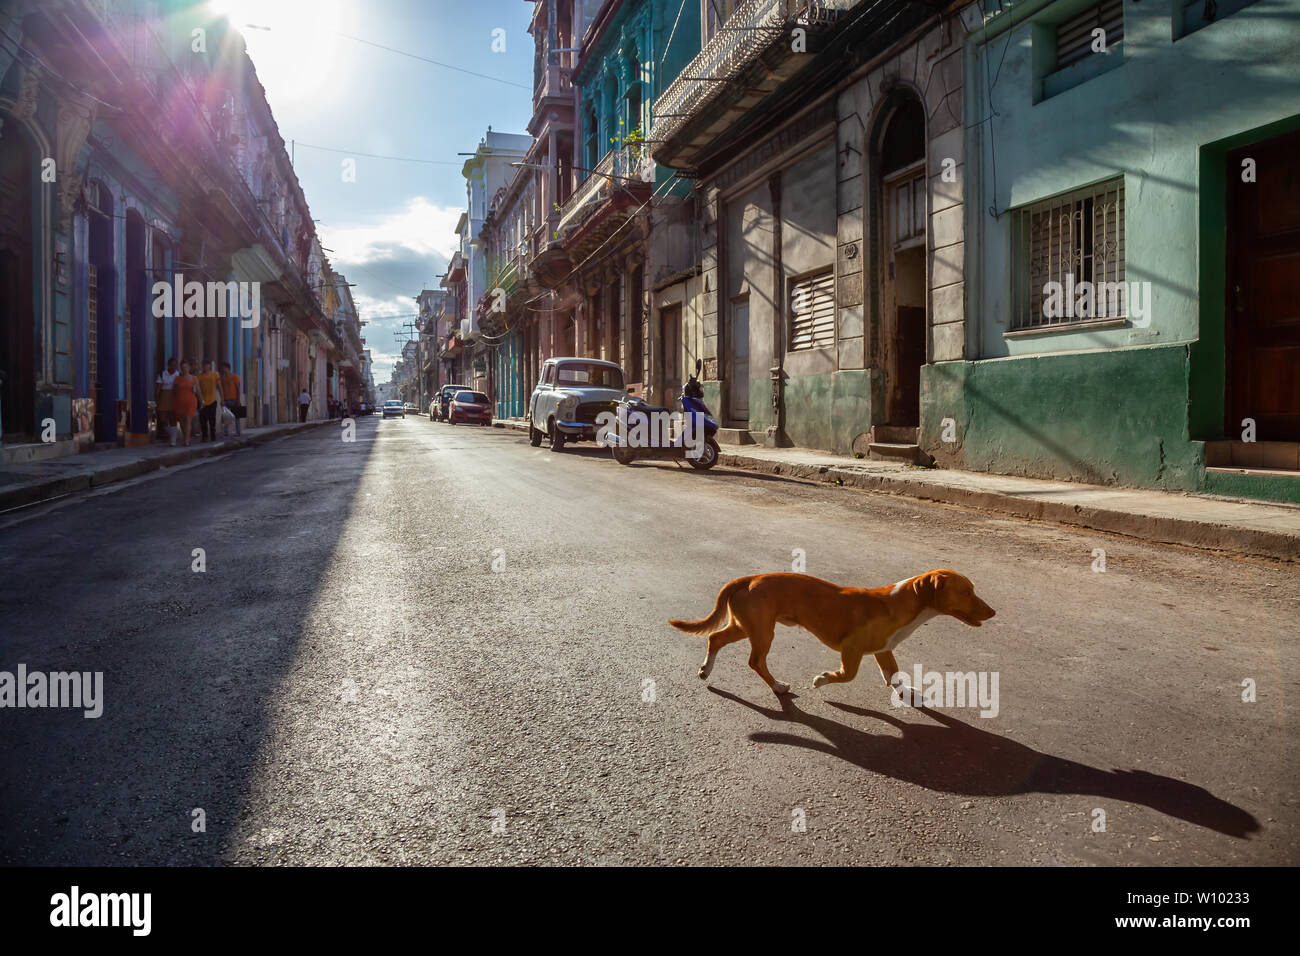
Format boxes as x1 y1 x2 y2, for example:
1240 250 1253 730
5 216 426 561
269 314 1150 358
209 0 535 382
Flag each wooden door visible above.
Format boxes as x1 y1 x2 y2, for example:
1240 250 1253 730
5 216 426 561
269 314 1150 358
729 299 749 424
1228 130 1300 441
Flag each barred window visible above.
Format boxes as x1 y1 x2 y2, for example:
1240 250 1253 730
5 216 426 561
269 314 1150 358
1012 179 1125 331
88 264 98 384
789 269 835 350
1056 0 1123 70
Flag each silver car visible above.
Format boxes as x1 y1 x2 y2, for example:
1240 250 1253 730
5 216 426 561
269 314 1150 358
527 357 626 452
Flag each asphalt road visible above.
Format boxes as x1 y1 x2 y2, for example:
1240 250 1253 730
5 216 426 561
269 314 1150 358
1 414 1296 865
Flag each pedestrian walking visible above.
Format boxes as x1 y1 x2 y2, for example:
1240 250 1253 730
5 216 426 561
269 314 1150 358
156 357 179 446
219 361 242 437
298 387 311 423
173 359 199 447
197 359 221 442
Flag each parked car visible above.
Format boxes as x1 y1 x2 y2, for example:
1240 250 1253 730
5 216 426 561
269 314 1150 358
382 400 405 419
435 384 469 421
527 357 626 452
447 389 492 426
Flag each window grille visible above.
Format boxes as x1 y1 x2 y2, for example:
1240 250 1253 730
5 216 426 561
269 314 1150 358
1013 178 1125 330
88 265 98 384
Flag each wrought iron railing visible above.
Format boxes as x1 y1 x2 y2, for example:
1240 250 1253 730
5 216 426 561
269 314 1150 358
651 0 856 148
557 144 653 234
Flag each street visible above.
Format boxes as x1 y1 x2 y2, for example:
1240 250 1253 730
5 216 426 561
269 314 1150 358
0 416 1295 866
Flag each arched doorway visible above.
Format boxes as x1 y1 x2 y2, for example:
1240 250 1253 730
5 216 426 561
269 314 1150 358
0 116 37 440
872 94 927 428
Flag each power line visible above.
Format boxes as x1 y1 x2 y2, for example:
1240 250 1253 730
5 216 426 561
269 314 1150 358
290 140 464 166
335 30 529 90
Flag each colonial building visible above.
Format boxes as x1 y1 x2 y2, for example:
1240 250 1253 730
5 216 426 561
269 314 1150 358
651 0 974 454
0 0 338 458
438 213 470 387
460 128 530 395
547 0 700 405
955 0 1300 502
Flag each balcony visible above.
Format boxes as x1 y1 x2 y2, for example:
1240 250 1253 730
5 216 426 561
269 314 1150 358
651 0 856 168
445 251 466 285
555 145 654 261
534 50 575 113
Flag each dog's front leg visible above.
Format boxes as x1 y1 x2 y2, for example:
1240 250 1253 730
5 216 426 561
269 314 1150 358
875 651 920 706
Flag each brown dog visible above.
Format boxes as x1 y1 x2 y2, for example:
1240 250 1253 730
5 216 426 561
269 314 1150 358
669 570 995 697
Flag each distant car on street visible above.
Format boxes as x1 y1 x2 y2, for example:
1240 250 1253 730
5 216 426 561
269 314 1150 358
403 402 416 415
448 390 492 426
382 400 405 419
435 384 469 422
527 357 625 452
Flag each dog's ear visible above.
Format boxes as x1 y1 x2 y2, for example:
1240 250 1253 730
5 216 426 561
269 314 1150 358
912 571 941 601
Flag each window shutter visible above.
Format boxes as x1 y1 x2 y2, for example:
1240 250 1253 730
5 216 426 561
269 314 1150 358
789 270 835 350
1056 0 1123 70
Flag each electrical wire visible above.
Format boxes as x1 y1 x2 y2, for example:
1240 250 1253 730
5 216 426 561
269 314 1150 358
334 30 529 90
288 140 465 165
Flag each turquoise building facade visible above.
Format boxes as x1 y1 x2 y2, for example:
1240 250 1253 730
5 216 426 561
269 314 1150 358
945 0 1300 500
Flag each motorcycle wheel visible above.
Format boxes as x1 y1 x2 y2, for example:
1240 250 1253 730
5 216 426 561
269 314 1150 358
689 437 720 471
612 446 635 466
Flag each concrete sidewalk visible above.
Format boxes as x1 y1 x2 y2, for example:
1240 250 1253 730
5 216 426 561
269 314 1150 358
0 419 335 513
494 417 1300 562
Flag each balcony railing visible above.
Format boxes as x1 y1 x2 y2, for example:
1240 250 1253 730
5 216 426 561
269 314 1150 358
557 144 653 235
534 50 575 109
652 0 855 149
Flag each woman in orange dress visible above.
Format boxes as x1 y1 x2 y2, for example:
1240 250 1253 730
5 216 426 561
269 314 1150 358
172 359 199 447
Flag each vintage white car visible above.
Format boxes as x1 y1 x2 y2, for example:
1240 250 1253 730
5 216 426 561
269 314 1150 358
527 357 627 452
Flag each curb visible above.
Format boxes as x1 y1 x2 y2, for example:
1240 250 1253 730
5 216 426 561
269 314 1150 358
0 420 333 513
715 452 1300 563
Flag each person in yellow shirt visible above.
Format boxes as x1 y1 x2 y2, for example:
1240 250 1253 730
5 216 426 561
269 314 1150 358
196 359 222 442
219 361 242 437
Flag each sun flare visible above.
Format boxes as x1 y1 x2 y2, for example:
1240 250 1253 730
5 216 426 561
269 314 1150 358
208 0 343 102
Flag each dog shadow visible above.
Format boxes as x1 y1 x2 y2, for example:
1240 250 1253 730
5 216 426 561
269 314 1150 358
709 688 1259 839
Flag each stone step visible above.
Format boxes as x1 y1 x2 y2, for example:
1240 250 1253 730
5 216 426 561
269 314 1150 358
716 427 756 445
1 439 76 467
867 442 932 465
1202 440 1300 471
870 425 919 445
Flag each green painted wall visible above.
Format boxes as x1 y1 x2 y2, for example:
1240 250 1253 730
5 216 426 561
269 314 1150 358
969 2 1300 361
920 345 1203 490
779 369 875 454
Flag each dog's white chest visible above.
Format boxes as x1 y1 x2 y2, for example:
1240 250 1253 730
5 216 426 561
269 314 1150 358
883 608 939 652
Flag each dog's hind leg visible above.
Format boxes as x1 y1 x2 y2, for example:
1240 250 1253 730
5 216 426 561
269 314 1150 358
812 647 865 689
699 621 746 680
729 610 788 696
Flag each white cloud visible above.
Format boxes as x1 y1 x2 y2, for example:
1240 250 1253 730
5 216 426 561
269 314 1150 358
320 197 462 266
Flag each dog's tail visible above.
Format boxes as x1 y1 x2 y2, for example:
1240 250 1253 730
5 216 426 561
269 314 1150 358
669 578 746 635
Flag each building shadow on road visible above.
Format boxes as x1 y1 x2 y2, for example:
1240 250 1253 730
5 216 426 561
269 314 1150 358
0 419 378 865
708 687 1259 839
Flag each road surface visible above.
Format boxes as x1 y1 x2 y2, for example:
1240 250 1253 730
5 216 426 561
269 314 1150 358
1 415 1295 865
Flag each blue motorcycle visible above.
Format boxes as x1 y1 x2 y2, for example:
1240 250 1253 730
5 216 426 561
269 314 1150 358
604 360 720 470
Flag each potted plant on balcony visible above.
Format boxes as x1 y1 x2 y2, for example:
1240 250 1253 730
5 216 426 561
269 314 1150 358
623 125 645 168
